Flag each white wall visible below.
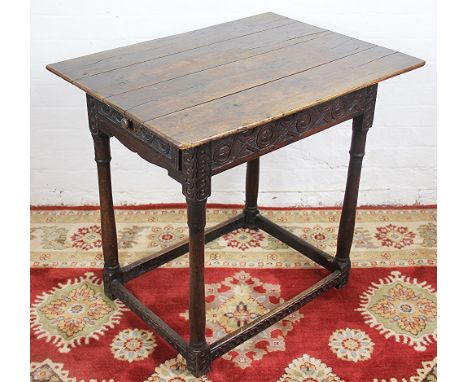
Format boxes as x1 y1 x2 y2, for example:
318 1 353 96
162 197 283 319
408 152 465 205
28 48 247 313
31 0 436 207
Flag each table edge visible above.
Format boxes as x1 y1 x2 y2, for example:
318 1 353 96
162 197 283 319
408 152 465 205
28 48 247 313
46 58 424 150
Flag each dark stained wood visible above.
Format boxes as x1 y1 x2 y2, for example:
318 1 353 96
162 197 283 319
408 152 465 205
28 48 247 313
87 94 181 183
83 78 380 378
150 48 417 148
181 146 212 201
110 280 189 357
244 158 260 228
334 111 373 288
186 199 208 350
90 31 360 106
88 96 121 299
120 213 244 282
48 12 424 149
86 83 377 180
82 23 327 99
256 215 337 271
49 13 293 80
210 270 342 359
49 13 425 378
184 199 212 376
210 86 377 175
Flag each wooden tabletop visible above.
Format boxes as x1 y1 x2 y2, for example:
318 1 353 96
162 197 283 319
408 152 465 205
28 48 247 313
47 12 424 149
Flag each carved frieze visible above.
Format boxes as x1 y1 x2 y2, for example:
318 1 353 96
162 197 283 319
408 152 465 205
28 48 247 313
210 85 378 173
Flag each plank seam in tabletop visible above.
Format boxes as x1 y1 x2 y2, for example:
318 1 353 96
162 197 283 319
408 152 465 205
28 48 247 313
158 53 424 147
74 20 299 81
354 51 399 67
106 32 381 120
47 13 292 81
120 48 423 148
52 13 286 69
116 30 330 110
140 45 378 123
79 22 328 99
79 16 287 70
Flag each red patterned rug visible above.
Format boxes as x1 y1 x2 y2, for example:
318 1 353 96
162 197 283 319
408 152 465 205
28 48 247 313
30 205 437 381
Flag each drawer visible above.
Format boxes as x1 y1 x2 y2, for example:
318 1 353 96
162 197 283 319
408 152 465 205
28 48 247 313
94 98 179 168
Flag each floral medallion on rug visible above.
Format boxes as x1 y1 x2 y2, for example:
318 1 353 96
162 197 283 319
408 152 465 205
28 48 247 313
31 205 436 381
180 270 304 369
31 271 128 353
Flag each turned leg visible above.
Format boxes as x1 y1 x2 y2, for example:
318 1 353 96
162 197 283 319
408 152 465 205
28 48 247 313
181 147 212 376
186 199 211 376
335 113 371 287
92 133 121 299
187 200 208 349
244 158 260 228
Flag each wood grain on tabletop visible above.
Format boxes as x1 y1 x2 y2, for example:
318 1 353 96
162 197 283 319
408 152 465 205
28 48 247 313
47 12 425 148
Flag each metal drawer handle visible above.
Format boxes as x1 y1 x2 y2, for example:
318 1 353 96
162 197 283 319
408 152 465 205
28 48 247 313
120 117 131 130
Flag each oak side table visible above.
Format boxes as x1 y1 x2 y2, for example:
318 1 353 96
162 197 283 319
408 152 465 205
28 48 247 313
47 12 424 377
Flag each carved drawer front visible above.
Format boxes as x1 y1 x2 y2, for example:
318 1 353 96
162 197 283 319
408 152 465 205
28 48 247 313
95 100 178 166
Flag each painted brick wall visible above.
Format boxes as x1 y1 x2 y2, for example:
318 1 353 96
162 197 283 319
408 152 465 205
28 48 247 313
31 0 436 206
